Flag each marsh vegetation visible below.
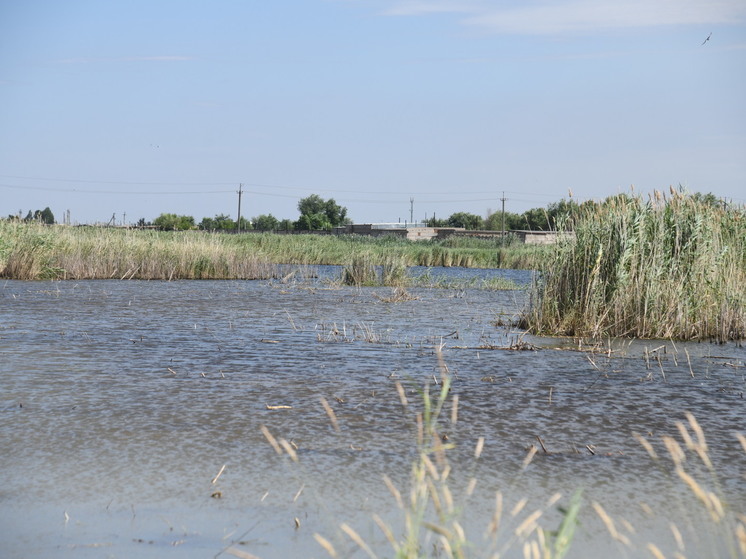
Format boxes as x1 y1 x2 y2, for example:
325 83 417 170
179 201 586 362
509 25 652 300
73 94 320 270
524 190 746 341
0 221 545 281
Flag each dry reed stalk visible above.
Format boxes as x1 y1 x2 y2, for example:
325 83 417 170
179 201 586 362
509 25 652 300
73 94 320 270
340 523 378 559
592 501 631 546
662 436 686 468
522 445 538 469
669 522 685 552
224 547 263 559
422 453 440 481
211 464 226 484
474 436 485 459
646 543 666 559
395 381 408 407
260 425 282 455
536 436 550 454
320 397 340 433
737 522 746 555
372 514 398 550
676 421 696 451
466 477 477 496
515 509 543 539
382 475 404 509
313 534 339 558
278 439 298 462
293 483 305 503
485 492 503 537
633 432 659 460
511 498 528 518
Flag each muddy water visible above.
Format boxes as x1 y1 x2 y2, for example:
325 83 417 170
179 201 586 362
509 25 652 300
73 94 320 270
1 270 744 558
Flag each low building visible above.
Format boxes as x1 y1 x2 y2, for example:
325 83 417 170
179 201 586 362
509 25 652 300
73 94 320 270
335 224 570 244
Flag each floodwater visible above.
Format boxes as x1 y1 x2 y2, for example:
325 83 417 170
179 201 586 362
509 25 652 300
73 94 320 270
1 268 744 558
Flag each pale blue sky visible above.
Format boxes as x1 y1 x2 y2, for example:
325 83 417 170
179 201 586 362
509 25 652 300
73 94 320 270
1 0 744 225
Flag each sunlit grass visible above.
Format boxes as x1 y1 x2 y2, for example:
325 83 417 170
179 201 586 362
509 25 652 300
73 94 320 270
0 222 548 280
523 190 746 341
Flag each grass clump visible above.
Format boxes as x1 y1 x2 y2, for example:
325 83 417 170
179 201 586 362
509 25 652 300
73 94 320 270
524 190 746 340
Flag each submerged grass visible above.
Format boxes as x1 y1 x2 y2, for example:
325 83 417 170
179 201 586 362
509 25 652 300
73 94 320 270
523 190 746 341
0 222 547 280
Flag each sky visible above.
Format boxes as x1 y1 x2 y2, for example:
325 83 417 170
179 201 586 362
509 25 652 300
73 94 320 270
1 0 745 226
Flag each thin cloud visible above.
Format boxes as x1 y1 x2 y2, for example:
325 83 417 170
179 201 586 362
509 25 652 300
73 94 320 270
383 0 746 34
57 55 194 64
122 55 194 62
383 0 481 16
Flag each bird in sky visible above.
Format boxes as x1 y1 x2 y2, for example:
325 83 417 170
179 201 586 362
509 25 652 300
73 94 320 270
702 32 712 45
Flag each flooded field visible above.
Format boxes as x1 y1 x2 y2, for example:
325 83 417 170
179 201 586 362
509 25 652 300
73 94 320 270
1 268 744 558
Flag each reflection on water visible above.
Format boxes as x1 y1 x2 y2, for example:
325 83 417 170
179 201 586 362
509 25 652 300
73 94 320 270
1 269 744 558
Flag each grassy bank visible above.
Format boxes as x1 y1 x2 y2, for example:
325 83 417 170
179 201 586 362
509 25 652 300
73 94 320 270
523 191 746 341
0 221 546 280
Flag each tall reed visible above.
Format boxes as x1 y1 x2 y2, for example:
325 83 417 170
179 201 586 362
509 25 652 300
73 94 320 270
524 190 746 340
0 223 278 280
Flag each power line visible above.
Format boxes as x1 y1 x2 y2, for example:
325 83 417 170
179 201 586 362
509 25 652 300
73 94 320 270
0 173 511 197
0 183 233 195
0 182 513 205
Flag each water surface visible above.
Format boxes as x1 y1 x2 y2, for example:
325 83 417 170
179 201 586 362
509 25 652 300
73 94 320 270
1 270 744 558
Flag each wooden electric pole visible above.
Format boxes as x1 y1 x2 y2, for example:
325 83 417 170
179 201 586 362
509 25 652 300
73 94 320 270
500 191 507 244
237 184 243 233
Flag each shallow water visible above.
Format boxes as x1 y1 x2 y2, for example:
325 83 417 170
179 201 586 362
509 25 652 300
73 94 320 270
1 269 744 558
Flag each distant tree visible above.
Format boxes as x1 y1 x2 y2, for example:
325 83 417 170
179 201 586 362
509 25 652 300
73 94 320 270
295 212 330 231
426 216 447 227
446 212 484 230
519 207 551 230
199 214 235 231
39 207 55 224
136 218 150 227
278 218 294 231
153 213 195 231
484 211 522 231
21 208 55 224
253 214 279 231
237 216 253 231
690 191 725 208
545 199 581 230
295 194 349 230
199 216 216 230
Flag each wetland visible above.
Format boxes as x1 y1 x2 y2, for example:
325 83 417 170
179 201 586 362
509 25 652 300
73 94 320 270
1 270 744 558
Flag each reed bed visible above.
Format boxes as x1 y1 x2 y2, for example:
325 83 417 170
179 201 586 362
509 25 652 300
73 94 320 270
0 222 279 280
523 190 746 340
0 221 547 280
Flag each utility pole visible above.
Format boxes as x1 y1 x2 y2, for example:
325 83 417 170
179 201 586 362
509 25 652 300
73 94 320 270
410 197 414 226
500 191 507 244
237 183 243 233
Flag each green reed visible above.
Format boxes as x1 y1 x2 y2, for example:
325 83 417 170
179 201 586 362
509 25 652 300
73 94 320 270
523 190 746 340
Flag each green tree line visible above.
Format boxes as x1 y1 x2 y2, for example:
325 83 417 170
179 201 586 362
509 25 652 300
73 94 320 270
8 191 728 232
